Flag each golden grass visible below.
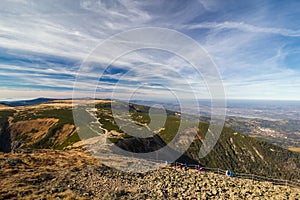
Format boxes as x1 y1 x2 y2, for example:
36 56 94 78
288 147 300 152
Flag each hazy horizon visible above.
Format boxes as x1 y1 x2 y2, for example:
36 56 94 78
1 96 300 102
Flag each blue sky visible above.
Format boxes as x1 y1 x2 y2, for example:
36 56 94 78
1 0 300 100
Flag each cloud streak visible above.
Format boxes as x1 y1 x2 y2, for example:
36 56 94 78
184 21 300 37
0 0 300 100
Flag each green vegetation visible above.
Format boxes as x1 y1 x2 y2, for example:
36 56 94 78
187 124 300 181
56 132 80 150
11 108 78 150
35 108 74 125
31 124 61 149
97 111 124 133
11 110 36 122
130 112 150 124
12 108 74 125
107 137 121 143
158 116 180 143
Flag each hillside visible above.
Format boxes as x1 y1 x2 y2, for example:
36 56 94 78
0 99 299 182
0 149 299 199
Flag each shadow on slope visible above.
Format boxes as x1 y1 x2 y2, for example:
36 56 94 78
113 134 199 165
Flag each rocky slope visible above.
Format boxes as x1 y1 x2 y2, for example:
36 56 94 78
0 149 299 200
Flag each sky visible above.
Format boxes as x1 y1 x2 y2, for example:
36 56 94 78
1 0 300 101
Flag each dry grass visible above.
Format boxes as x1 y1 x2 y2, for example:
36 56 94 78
0 149 99 199
288 147 300 152
0 106 14 111
9 118 58 142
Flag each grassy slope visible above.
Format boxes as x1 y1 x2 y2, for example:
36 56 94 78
6 108 79 150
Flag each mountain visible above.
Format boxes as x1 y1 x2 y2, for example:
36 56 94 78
0 99 299 181
0 98 54 107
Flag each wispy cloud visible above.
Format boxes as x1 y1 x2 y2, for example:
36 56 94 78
184 21 300 37
0 0 300 100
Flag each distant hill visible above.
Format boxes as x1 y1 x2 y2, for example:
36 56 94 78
0 100 299 181
0 98 54 107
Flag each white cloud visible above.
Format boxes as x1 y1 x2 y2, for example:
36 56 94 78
185 21 300 37
0 0 299 100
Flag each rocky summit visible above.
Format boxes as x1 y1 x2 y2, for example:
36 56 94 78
0 149 299 200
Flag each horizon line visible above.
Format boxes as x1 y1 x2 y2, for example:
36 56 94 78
1 97 300 102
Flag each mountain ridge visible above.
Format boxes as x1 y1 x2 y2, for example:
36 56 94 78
0 99 299 182
0 97 54 107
